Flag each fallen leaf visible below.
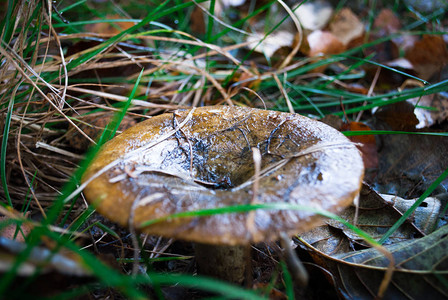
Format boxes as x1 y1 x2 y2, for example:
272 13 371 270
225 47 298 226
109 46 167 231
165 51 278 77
341 121 379 170
329 8 364 46
373 101 419 131
307 30 345 57
299 192 447 299
373 8 401 37
247 31 295 58
0 214 32 242
405 35 448 80
326 184 428 246
372 103 448 197
294 0 333 31
84 14 135 35
190 6 206 34
329 225 448 299
380 194 441 235
407 94 448 128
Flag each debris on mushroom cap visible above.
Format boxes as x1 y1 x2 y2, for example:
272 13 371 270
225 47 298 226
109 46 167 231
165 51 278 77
82 106 364 245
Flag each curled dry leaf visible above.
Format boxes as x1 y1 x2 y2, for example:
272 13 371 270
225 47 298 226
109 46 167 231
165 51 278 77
380 194 441 235
408 93 448 128
299 185 446 299
82 106 364 245
300 225 448 299
301 184 436 250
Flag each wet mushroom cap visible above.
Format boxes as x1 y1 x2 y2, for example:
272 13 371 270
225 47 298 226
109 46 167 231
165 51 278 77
82 106 364 245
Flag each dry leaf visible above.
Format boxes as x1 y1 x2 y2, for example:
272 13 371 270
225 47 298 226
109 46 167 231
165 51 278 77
84 14 135 35
374 101 419 131
341 122 379 170
372 103 448 197
405 35 448 80
407 94 448 128
294 0 333 30
301 226 448 299
0 214 32 242
380 194 441 235
373 8 401 37
307 30 345 57
247 31 295 58
329 8 364 46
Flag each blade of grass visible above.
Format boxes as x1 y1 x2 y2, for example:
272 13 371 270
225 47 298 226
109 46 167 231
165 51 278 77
1 82 17 207
280 261 294 300
138 202 380 247
45 68 144 226
0 0 16 43
336 54 428 84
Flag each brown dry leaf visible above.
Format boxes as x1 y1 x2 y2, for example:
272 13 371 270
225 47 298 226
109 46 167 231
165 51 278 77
300 183 441 254
329 8 364 46
307 30 345 57
372 102 448 197
326 184 430 246
307 30 345 73
0 214 32 242
190 6 206 34
300 225 448 299
374 101 419 131
380 194 441 235
341 122 379 170
299 184 446 299
84 14 135 35
405 35 448 80
373 8 401 37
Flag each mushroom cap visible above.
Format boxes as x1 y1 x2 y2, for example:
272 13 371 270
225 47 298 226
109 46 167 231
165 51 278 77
82 106 364 245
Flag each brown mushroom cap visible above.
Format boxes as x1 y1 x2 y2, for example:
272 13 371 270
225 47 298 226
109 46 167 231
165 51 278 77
82 106 364 245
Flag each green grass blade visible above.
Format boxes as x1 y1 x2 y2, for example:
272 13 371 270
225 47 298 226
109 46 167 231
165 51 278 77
281 261 294 300
45 68 143 225
139 202 379 247
1 86 15 207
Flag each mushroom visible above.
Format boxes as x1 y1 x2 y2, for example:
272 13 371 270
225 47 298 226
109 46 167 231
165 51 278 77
82 106 364 284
